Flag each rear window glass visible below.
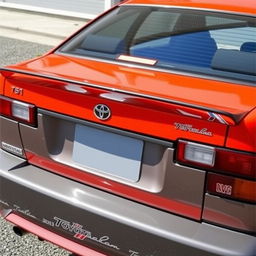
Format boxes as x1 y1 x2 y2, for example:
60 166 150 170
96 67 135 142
59 6 256 84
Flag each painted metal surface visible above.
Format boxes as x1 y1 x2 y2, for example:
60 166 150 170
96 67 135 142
0 73 4 94
18 112 205 220
124 0 256 15
2 55 255 121
203 194 256 233
1 149 255 256
1 68 231 146
0 0 255 255
0 116 25 158
226 108 256 152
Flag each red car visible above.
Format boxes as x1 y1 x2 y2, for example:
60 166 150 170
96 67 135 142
0 0 255 255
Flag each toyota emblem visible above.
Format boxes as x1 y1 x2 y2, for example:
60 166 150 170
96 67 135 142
94 104 111 120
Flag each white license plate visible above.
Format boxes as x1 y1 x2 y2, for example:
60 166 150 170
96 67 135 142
72 124 143 182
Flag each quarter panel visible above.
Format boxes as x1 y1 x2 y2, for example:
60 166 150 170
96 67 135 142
0 116 25 158
226 109 256 152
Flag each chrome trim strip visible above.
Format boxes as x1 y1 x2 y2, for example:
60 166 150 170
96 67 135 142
38 108 174 148
0 67 243 123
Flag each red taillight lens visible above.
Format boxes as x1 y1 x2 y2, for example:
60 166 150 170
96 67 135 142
0 96 36 126
177 140 256 179
207 173 256 203
0 95 12 116
214 149 255 179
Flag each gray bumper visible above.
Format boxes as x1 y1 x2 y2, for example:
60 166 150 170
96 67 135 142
0 149 255 256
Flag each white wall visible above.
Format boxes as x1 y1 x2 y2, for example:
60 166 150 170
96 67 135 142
0 0 122 19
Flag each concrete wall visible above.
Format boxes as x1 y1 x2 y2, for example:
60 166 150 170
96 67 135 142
0 0 122 19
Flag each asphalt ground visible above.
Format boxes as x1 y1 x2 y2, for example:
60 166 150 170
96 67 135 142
0 36 70 256
0 36 52 67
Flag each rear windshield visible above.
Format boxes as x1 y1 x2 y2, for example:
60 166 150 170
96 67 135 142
59 6 256 84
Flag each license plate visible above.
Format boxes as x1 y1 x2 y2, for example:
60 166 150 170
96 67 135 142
72 124 143 182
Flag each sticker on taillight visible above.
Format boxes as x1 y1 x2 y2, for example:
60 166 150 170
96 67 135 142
207 173 256 203
215 182 232 196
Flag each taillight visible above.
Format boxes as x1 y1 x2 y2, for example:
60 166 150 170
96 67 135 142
207 173 256 203
0 96 36 126
177 141 216 167
177 140 256 203
177 140 256 179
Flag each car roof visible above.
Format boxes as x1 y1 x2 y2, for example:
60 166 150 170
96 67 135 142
122 0 256 16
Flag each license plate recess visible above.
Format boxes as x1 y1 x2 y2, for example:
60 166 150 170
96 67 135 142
72 124 143 182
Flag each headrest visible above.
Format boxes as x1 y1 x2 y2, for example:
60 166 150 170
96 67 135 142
240 42 256 52
81 35 124 54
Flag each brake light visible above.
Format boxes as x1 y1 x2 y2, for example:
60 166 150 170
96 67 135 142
177 140 256 204
177 140 256 179
207 173 256 203
0 96 36 126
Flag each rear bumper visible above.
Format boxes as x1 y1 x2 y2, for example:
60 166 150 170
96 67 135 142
0 149 255 256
